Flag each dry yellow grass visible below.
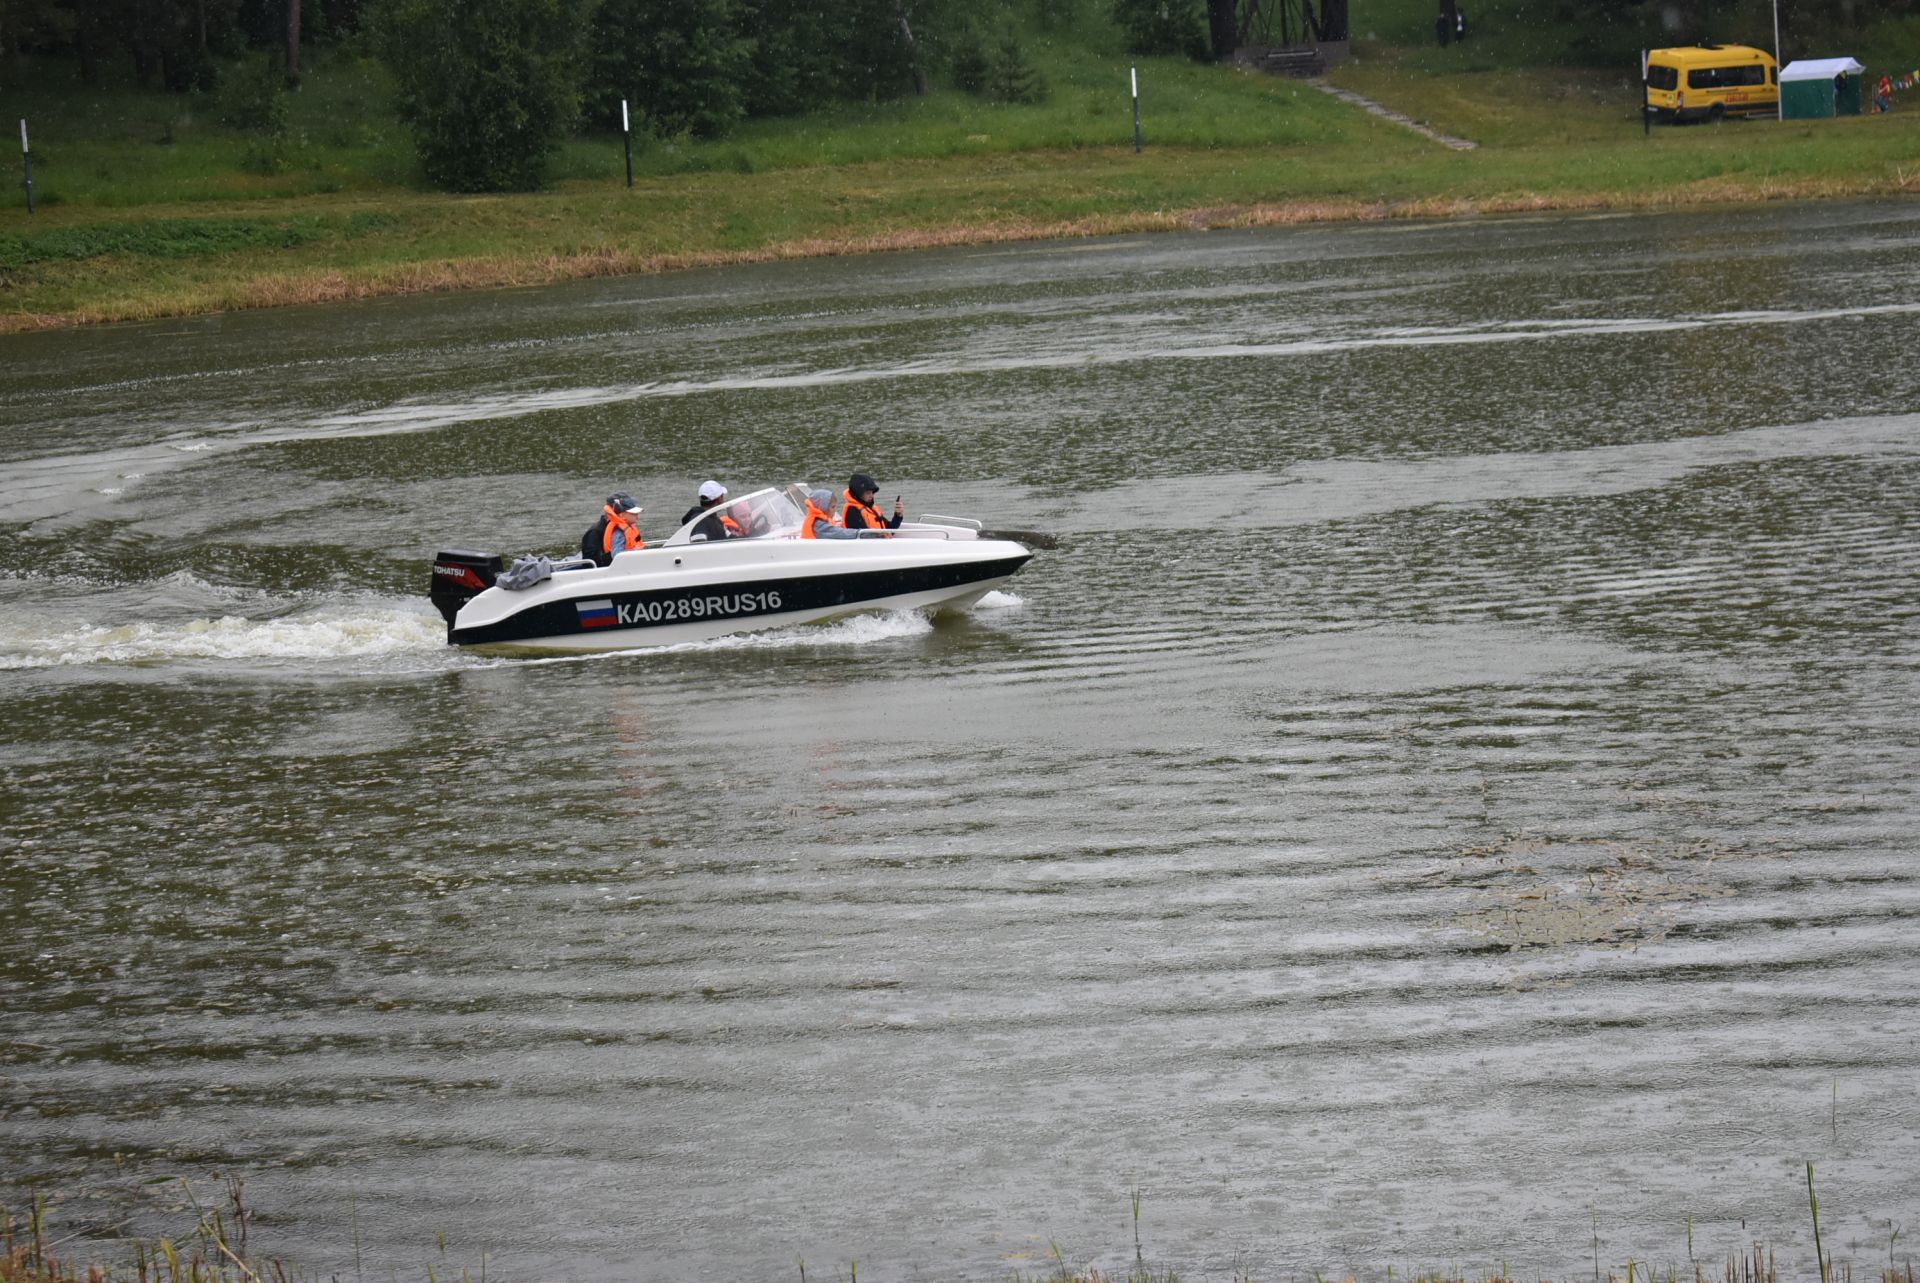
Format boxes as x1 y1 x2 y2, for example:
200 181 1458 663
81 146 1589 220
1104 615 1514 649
4 166 1911 336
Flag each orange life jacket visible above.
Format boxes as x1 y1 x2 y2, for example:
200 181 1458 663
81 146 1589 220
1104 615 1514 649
799 498 831 539
603 506 643 555
838 491 891 535
720 513 746 538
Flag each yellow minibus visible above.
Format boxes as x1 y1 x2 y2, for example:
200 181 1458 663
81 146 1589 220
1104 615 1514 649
1645 45 1779 122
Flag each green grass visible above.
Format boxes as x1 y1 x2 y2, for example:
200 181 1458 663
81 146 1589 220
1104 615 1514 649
3 15 1920 331
0 210 396 268
638 46 1371 168
2 34 1376 206
1 50 412 207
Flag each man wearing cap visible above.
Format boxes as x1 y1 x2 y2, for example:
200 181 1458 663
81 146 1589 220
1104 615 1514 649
680 480 743 542
838 473 904 534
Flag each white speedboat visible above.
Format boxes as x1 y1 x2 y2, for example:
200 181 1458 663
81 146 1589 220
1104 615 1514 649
429 485 1034 652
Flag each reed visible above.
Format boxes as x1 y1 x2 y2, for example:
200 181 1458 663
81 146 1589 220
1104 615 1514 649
10 1247 1919 1283
1809 1165 1829 1283
7 1188 1918 1283
1131 1188 1145 1274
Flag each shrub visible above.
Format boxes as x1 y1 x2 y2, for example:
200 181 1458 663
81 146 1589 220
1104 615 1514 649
949 28 991 93
1034 0 1082 32
1112 0 1209 59
375 0 592 192
587 0 748 139
737 0 843 117
215 55 291 133
170 48 223 95
242 134 297 175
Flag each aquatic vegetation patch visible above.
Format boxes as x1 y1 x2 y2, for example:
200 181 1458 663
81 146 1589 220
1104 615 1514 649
1445 831 1744 951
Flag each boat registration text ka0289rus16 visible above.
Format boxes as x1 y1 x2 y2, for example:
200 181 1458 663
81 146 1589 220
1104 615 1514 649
429 485 1034 653
580 589 784 629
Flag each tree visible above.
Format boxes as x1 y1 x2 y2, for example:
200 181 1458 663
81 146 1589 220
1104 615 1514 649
735 0 840 116
587 0 746 139
983 27 1046 102
947 25 989 92
285 0 298 86
731 0 939 117
832 0 922 100
1206 0 1235 59
1111 0 1209 60
894 0 928 96
376 0 590 191
124 0 212 90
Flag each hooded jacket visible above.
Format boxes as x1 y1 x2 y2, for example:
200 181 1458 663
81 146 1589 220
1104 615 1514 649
838 473 901 532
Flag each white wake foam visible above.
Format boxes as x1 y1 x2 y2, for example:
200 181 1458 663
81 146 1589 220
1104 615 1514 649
678 609 935 653
0 602 444 669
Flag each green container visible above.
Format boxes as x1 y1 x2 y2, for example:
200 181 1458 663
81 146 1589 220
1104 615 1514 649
1781 78 1834 118
1782 71 1865 118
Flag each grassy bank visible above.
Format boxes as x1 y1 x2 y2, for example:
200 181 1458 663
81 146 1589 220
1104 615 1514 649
3 28 1920 331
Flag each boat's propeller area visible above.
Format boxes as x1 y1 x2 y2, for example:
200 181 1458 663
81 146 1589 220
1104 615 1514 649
429 549 503 627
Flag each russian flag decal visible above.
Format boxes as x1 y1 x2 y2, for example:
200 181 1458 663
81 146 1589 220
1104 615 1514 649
576 599 619 628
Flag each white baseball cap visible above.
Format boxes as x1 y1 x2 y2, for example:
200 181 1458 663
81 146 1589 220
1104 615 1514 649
698 480 727 501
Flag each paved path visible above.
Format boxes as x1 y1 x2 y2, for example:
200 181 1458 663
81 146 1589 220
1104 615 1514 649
1309 79 1479 150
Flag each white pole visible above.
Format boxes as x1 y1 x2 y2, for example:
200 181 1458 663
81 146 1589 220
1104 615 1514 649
1771 0 1782 118
1130 67 1142 152
19 118 32 215
620 98 633 189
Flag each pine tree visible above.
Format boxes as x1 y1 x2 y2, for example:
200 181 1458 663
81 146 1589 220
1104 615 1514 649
985 27 1047 103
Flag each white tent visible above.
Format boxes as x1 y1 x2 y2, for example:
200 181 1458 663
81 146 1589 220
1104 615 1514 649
1779 57 1865 81
1780 56 1867 117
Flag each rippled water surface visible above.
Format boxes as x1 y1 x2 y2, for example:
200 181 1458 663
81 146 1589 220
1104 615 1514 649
3 202 1918 1282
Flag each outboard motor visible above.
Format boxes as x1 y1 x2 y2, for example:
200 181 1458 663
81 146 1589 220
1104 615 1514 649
430 549 503 628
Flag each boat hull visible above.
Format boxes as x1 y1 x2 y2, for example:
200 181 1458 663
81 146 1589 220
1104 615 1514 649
448 541 1031 652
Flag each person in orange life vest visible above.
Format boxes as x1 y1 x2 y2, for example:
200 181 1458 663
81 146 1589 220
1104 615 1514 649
581 491 639 566
680 479 743 542
800 488 857 539
728 498 767 537
837 472 903 534
603 492 645 557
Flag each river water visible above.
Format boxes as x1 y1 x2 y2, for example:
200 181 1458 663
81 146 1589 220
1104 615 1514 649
3 201 1918 1283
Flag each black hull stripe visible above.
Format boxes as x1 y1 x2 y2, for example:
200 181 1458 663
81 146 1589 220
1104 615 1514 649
448 556 1031 647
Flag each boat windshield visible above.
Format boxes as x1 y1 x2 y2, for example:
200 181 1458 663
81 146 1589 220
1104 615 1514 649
663 486 805 544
